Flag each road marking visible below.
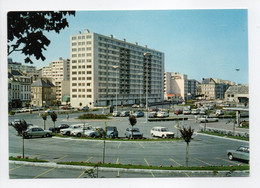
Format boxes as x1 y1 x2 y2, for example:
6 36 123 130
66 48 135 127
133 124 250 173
216 157 240 165
33 167 56 179
144 158 150 166
151 171 155 177
9 164 25 171
78 169 87 178
84 157 93 163
157 142 170 148
138 143 145 149
50 155 67 162
195 158 213 166
116 157 119 164
118 142 121 149
94 142 103 146
169 158 182 166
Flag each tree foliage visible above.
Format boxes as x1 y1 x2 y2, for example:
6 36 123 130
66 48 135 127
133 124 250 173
8 11 75 63
179 126 194 143
129 115 137 139
13 119 28 136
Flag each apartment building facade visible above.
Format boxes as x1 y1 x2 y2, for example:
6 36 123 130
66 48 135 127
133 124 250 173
70 30 164 107
197 78 230 100
42 58 70 104
8 68 32 108
164 72 196 102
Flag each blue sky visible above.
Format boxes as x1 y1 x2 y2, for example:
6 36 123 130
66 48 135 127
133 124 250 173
9 9 248 84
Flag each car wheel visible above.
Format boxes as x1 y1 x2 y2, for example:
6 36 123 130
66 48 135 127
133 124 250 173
46 133 50 137
90 134 95 138
66 132 70 136
162 135 166 139
228 153 234 161
27 135 32 139
151 133 154 137
77 133 81 137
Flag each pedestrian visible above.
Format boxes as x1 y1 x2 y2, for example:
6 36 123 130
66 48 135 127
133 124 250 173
67 114 69 120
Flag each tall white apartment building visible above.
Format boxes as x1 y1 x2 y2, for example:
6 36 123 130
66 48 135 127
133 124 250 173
70 30 164 108
164 72 197 102
42 58 70 103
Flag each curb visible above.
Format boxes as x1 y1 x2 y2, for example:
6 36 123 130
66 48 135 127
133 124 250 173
9 160 249 175
196 132 249 143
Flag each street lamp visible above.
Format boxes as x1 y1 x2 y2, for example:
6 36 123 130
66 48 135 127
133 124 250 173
137 72 143 108
113 66 119 112
144 52 151 123
235 68 240 106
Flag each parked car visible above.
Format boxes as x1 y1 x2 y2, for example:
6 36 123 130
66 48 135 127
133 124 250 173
60 124 84 136
82 106 89 111
24 127 52 138
45 109 55 114
11 119 21 126
216 109 224 116
70 125 93 137
175 109 183 114
120 111 130 117
112 111 120 117
199 109 206 115
49 124 70 133
132 111 144 117
84 127 105 138
132 104 138 108
149 112 158 118
157 111 169 118
125 127 143 139
183 109 191 115
138 104 144 108
151 127 175 138
195 115 219 123
106 126 118 138
227 146 249 162
191 109 200 115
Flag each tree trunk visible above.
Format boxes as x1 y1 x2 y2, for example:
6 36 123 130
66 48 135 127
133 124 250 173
44 120 46 130
186 142 189 167
204 122 206 132
102 140 106 164
22 136 25 159
233 122 236 136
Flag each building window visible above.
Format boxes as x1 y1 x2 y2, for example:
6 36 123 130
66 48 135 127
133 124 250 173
87 77 92 80
72 37 76 40
72 95 77 98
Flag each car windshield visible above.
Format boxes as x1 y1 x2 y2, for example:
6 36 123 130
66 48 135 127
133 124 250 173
161 128 169 132
107 127 115 131
131 128 140 132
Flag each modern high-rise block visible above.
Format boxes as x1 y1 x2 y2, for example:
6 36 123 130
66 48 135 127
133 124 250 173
70 30 164 107
42 58 70 103
164 72 197 102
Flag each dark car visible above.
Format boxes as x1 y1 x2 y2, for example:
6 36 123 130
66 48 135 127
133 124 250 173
106 126 118 138
49 124 70 133
82 106 89 111
125 127 143 139
132 111 144 117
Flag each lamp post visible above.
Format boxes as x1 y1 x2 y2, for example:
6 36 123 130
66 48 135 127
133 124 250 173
113 66 119 112
144 52 151 123
138 73 143 108
235 68 240 106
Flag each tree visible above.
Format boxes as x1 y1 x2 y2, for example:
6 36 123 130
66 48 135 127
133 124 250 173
13 119 28 158
8 11 75 63
41 113 47 130
128 115 137 139
179 126 194 167
50 112 57 129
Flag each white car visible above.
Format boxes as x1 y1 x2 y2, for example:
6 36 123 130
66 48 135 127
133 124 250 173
183 109 191 115
151 127 175 138
112 111 120 117
196 115 219 123
191 109 200 115
71 125 92 137
157 111 169 118
60 124 84 136
216 109 224 116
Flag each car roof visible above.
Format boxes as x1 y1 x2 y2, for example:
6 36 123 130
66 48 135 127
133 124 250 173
152 126 167 129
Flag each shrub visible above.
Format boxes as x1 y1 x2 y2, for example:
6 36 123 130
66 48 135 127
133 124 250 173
78 114 109 119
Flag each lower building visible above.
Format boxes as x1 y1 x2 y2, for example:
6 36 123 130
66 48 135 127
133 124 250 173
225 85 249 105
30 78 56 107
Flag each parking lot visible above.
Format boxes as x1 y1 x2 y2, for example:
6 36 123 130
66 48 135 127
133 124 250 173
8 108 249 178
